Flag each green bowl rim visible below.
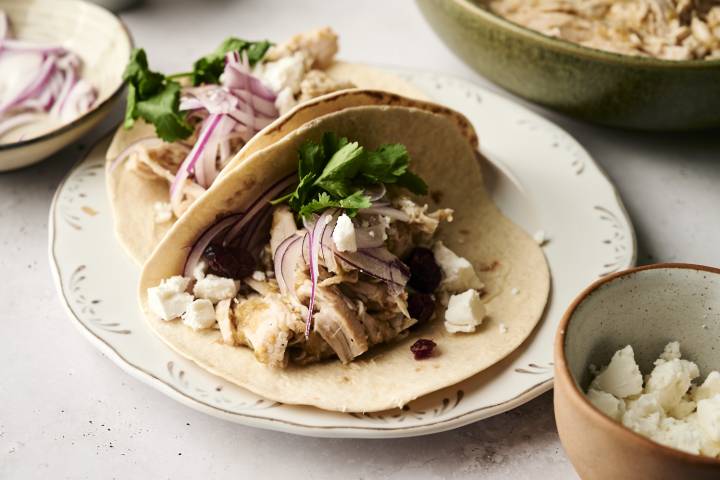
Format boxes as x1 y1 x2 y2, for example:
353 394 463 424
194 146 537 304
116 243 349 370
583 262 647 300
449 0 720 69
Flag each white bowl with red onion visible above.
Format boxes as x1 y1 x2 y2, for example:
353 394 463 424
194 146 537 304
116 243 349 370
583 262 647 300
0 0 131 171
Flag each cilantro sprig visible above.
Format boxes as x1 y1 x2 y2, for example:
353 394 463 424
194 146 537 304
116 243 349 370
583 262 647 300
122 37 271 142
123 49 193 142
273 133 428 219
191 38 271 86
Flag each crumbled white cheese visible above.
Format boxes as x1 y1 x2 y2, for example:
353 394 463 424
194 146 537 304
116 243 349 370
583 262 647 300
533 230 548 245
193 274 240 303
147 276 193 321
510 287 520 296
588 342 720 458
499 323 508 334
274 86 297 115
182 299 216 330
433 241 483 292
153 201 173 223
622 393 664 438
656 417 704 454
192 261 207 281
444 289 485 333
256 51 306 94
587 388 624 421
645 357 699 411
332 213 357 252
658 341 682 362
252 270 267 282
695 371 720 401
590 345 644 398
698 395 720 443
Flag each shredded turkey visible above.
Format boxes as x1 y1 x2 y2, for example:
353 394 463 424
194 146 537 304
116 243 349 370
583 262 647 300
487 0 720 60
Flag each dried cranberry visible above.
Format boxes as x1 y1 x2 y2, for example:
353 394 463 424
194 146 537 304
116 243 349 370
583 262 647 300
410 339 437 360
406 247 441 293
408 293 435 324
203 244 255 279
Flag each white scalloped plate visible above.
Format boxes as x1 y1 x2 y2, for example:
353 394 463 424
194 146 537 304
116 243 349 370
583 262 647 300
49 68 636 438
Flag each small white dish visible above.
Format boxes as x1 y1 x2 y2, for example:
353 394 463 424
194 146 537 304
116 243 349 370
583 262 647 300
49 67 636 438
0 0 132 171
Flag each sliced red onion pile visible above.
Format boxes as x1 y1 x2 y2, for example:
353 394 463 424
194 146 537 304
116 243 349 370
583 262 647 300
182 179 413 338
182 174 296 277
0 11 98 140
168 51 279 210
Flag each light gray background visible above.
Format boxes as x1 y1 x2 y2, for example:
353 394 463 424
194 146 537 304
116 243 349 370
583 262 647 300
2 1 718 478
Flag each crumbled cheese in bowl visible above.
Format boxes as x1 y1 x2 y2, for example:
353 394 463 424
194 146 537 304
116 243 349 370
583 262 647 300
586 342 720 457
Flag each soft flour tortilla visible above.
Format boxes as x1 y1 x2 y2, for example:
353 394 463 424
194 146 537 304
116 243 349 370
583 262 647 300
106 64 429 264
139 103 550 413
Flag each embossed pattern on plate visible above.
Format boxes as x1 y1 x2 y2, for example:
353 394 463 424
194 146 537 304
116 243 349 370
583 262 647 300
49 68 636 438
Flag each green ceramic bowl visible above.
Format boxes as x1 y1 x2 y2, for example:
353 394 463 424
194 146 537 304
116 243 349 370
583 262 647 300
416 0 720 130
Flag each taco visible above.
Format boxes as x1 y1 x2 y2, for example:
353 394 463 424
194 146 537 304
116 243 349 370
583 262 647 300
139 93 550 412
106 27 428 264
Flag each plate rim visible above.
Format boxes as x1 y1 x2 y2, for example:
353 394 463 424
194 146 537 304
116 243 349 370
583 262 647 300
49 68 636 437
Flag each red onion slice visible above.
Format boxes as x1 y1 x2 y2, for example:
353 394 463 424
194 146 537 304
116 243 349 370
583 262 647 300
0 54 56 115
354 223 386 249
171 113 222 200
182 214 242 277
222 174 296 245
273 233 303 297
359 206 410 222
335 247 410 287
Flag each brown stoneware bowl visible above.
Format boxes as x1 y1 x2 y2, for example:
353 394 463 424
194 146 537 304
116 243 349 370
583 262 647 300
554 263 720 480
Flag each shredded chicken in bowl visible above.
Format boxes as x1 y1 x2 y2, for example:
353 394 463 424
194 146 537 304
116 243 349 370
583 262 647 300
486 0 720 60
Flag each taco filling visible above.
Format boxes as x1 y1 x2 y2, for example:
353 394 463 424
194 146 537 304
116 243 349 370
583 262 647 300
147 132 486 367
111 28 353 221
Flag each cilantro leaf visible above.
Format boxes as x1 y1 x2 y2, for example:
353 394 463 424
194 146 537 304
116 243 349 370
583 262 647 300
273 132 427 220
122 48 193 142
360 144 410 184
396 171 428 195
313 141 364 197
298 191 371 218
298 139 325 178
191 37 271 86
134 82 194 142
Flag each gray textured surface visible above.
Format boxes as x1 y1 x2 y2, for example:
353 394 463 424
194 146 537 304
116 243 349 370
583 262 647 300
1 0 719 478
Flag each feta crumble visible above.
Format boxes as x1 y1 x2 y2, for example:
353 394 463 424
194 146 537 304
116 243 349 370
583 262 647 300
590 345 643 398
533 230 548 246
332 213 357 252
444 289 486 333
587 342 720 458
433 241 483 292
147 276 193 321
192 260 207 281
193 274 240 303
182 299 216 330
153 201 173 223
499 323 508 334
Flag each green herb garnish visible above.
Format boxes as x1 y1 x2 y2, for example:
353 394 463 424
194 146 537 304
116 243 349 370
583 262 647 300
123 48 194 142
122 37 272 141
191 38 272 86
273 132 428 219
